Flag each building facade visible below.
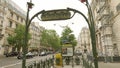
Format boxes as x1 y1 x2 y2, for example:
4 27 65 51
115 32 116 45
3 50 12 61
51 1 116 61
0 0 26 55
29 22 43 52
0 0 46 55
91 0 120 57
77 27 91 54
0 0 7 55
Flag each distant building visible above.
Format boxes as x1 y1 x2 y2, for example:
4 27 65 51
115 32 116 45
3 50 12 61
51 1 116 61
29 22 44 52
77 27 91 54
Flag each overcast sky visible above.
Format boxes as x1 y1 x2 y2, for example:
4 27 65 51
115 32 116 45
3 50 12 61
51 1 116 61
12 0 90 38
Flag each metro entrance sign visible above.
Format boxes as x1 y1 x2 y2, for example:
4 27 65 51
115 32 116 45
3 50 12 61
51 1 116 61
41 9 71 21
24 1 98 67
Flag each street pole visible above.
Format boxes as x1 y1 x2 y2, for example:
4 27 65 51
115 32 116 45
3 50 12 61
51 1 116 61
67 0 98 67
22 0 34 68
21 1 44 67
85 0 98 68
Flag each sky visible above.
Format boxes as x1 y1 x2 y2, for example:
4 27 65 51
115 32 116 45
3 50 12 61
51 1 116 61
12 0 90 38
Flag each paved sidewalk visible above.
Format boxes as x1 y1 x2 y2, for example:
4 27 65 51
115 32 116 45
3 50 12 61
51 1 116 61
63 65 82 68
98 62 120 68
55 65 82 68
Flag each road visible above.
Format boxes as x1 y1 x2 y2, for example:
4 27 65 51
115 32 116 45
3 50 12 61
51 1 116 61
1 55 120 68
0 55 53 68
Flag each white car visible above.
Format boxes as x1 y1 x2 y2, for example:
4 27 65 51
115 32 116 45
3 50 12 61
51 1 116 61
39 52 46 56
17 52 34 59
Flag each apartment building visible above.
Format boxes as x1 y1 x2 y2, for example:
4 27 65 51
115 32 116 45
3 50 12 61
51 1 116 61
91 0 120 56
0 0 26 55
29 22 43 52
0 0 7 55
75 35 82 53
0 0 45 55
77 27 91 54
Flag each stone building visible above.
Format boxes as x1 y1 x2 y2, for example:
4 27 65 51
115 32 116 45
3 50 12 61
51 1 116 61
0 0 43 55
0 0 7 55
29 22 44 52
77 27 91 54
91 0 120 57
0 0 26 55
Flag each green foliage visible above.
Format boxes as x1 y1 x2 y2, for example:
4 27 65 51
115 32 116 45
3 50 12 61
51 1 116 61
7 35 16 46
7 24 31 52
60 26 77 46
40 29 60 50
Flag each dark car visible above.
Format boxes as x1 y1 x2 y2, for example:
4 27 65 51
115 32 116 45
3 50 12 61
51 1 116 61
5 52 18 57
17 52 34 59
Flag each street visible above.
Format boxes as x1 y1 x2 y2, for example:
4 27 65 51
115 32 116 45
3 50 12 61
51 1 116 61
0 55 53 68
1 54 120 68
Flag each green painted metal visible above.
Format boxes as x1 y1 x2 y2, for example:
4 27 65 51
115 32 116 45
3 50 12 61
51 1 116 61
23 1 98 68
41 9 71 21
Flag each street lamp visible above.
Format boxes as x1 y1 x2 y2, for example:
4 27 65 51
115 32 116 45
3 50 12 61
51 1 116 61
79 0 98 68
22 0 34 68
22 0 45 67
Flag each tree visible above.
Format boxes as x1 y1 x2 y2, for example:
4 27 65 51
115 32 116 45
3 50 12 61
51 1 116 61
40 29 60 50
15 25 31 52
7 35 16 52
47 30 60 50
60 26 77 47
7 25 31 53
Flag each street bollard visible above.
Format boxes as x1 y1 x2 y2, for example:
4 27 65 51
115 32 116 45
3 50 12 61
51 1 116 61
43 61 45 68
46 59 49 68
33 61 37 68
46 59 48 68
28 64 33 68
41 60 43 68
37 62 40 68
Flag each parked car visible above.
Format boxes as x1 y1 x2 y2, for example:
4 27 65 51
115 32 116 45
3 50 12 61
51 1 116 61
17 52 34 59
39 52 46 56
5 52 18 57
32 51 38 56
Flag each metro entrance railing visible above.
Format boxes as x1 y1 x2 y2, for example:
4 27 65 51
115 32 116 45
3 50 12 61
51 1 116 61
25 54 94 68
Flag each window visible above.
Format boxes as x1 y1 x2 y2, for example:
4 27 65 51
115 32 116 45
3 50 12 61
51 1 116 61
113 44 119 56
9 21 12 27
16 24 18 28
0 20 3 27
10 12 13 17
21 18 23 22
17 15 19 20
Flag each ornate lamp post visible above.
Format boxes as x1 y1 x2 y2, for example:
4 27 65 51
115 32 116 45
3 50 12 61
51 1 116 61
22 0 45 67
79 0 98 68
22 0 34 68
